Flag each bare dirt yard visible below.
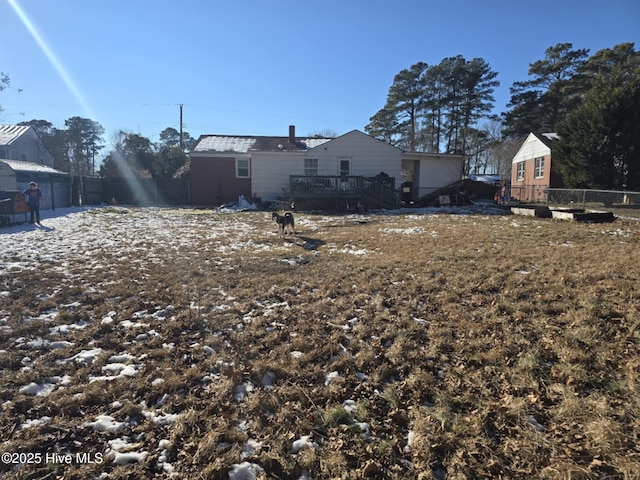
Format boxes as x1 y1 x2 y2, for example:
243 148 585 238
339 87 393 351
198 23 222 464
1 205 640 479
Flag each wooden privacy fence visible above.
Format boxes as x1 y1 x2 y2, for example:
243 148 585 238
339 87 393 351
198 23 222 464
71 177 190 206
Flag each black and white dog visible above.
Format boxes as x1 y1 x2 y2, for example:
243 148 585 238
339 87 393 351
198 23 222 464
272 211 296 238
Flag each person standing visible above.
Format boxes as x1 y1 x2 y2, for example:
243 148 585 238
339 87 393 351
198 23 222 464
23 181 45 224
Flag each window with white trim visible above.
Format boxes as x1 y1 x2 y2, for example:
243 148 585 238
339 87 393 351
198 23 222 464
534 157 544 178
236 158 250 178
516 162 525 181
304 158 318 176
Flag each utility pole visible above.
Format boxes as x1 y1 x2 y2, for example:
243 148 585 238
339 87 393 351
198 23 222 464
179 104 184 149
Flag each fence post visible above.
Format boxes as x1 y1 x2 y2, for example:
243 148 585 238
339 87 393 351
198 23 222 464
582 189 586 207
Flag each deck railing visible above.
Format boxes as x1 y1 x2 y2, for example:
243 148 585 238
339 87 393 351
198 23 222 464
289 175 398 206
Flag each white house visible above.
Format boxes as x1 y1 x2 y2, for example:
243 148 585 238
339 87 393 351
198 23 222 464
190 125 464 208
0 125 54 167
190 126 331 205
251 130 403 200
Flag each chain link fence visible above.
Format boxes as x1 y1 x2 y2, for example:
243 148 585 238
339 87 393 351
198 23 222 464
546 188 640 208
504 185 548 204
503 186 640 208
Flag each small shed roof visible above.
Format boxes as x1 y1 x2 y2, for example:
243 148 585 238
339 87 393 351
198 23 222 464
0 159 64 174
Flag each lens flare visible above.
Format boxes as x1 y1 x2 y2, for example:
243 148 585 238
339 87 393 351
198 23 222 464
8 0 168 205
7 0 95 119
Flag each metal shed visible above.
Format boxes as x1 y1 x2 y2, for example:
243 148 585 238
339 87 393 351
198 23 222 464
0 160 16 191
0 159 71 209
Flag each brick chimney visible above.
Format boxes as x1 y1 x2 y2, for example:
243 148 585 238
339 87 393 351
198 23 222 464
289 125 295 144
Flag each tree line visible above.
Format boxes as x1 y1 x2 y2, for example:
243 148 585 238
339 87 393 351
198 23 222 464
1 76 194 179
3 42 640 190
366 42 640 190
12 118 196 179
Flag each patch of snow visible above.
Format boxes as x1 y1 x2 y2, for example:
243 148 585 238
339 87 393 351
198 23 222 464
142 409 179 426
111 451 149 465
336 244 373 255
404 430 415 452
22 310 58 323
325 371 340 386
60 347 103 365
157 440 175 475
241 439 263 459
89 363 140 383
380 227 425 235
119 319 150 329
107 353 136 363
228 461 264 480
291 435 318 453
84 415 126 432
49 320 89 334
18 376 71 397
342 400 358 413
20 416 52 429
356 422 371 438
19 379 61 396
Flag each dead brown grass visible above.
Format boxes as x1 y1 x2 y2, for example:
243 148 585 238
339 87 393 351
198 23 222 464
1 208 640 479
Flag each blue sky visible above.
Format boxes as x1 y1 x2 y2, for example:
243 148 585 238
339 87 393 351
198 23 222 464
1 0 639 151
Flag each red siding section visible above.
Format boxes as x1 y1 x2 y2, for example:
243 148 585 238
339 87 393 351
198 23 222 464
511 153 563 202
190 156 251 205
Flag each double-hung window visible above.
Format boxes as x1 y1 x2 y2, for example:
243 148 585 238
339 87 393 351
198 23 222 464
534 157 544 178
236 158 250 178
339 157 351 177
304 158 318 176
516 162 525 181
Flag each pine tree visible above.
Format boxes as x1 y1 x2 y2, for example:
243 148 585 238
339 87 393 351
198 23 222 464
555 56 640 190
503 43 589 137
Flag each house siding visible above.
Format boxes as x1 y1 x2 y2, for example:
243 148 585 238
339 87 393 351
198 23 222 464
310 130 403 179
190 155 251 205
0 126 54 167
402 153 463 200
251 152 307 201
417 157 462 197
